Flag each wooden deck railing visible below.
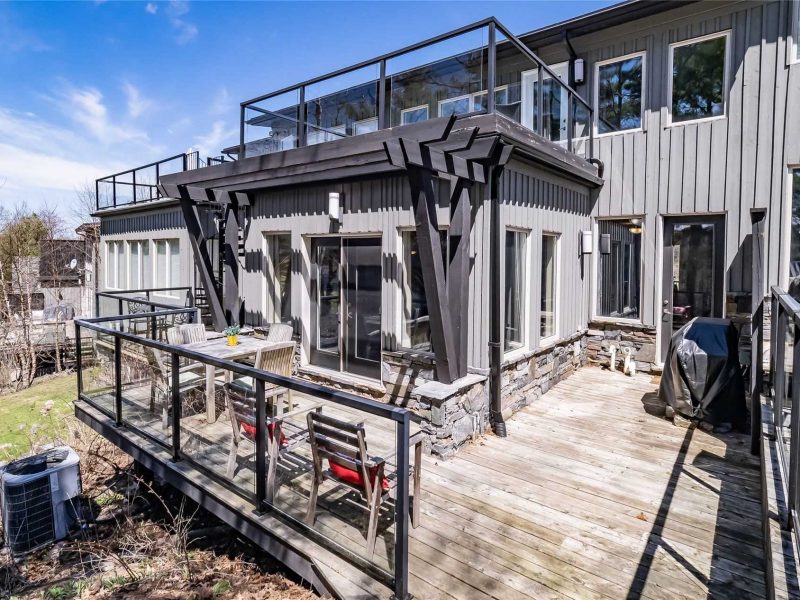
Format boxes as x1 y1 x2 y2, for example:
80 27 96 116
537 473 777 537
74 310 413 599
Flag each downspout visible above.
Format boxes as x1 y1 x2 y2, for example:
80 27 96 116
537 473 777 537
488 164 506 437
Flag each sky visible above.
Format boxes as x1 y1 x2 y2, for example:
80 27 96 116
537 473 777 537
0 0 616 226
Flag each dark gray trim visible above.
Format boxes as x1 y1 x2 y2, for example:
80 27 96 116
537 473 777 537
100 209 184 235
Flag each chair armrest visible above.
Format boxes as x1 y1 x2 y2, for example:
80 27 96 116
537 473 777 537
270 401 323 423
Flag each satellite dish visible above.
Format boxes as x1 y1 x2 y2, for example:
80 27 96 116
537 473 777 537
68 258 78 270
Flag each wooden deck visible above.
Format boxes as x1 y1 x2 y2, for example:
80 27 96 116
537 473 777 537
81 365 765 599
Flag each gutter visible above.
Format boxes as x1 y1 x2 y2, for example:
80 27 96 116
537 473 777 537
488 164 507 437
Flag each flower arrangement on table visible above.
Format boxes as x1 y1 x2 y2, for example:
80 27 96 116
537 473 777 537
224 325 241 346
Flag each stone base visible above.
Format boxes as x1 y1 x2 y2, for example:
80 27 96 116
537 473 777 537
586 321 658 372
411 374 489 460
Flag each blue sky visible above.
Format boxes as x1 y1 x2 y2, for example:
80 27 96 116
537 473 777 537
0 0 614 224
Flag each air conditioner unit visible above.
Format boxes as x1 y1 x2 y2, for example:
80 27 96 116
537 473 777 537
0 446 81 555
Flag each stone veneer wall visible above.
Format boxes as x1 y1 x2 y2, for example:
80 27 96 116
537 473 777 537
586 321 658 373
501 331 587 416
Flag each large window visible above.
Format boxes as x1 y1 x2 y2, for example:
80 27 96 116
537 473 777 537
265 234 292 324
596 219 642 319
791 170 800 280
128 241 150 290
154 239 180 294
596 53 644 134
670 33 728 124
401 229 448 351
105 241 125 289
504 230 528 351
401 105 429 125
540 234 558 340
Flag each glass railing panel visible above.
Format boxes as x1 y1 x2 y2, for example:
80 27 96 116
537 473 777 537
782 318 794 452
493 31 528 127
244 90 300 158
304 63 380 146
134 165 158 202
97 180 114 209
156 154 187 177
387 27 488 127
80 327 117 417
114 171 134 206
572 94 591 159
120 336 171 447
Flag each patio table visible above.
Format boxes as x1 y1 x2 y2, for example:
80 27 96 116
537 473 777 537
183 336 285 423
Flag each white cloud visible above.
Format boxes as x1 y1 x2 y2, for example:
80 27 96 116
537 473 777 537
193 121 237 158
0 13 51 53
166 0 198 45
145 2 158 14
122 81 153 119
47 82 149 145
209 87 229 116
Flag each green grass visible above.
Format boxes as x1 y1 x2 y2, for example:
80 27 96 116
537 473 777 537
0 372 78 460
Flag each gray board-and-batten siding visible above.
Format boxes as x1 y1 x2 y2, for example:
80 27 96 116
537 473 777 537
241 163 592 373
524 0 800 330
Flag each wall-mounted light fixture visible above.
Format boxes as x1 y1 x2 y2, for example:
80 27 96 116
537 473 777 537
580 230 593 255
628 218 642 235
573 58 585 85
328 192 342 224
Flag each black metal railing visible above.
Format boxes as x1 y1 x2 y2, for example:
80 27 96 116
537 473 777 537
75 310 413 598
95 288 197 334
95 152 199 211
767 286 800 546
239 17 593 162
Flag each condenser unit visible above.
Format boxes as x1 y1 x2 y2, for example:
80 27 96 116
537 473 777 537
0 446 81 554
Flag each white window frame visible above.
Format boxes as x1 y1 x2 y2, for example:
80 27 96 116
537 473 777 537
127 240 149 290
105 240 124 290
667 31 730 127
504 227 531 356
792 0 800 65
591 217 645 323
784 166 800 288
400 104 429 125
153 238 180 298
263 232 292 324
539 232 561 346
353 117 379 135
521 61 569 134
593 51 647 138
437 85 510 118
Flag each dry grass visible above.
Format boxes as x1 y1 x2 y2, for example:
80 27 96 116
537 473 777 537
0 420 315 600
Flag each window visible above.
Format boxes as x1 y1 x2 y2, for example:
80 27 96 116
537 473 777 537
154 239 180 294
401 105 429 125
521 62 569 142
596 219 642 319
596 53 644 134
353 117 378 135
504 230 528 351
670 33 728 124
794 0 800 62
438 87 509 118
540 234 558 339
128 241 150 290
401 229 448 351
105 241 125 289
265 234 292 324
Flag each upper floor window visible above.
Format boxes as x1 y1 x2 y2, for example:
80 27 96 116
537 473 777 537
154 238 180 295
790 170 800 281
105 240 125 290
669 33 728 124
401 105 428 125
265 234 292 324
595 53 644 134
596 219 642 320
128 240 150 290
504 229 529 352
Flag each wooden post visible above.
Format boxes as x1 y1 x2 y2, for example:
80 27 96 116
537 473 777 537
447 179 472 378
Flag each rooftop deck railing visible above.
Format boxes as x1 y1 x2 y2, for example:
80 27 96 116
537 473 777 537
75 310 414 598
767 285 800 554
95 152 199 212
240 17 593 161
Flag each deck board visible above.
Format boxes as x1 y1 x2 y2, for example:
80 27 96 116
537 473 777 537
82 365 765 598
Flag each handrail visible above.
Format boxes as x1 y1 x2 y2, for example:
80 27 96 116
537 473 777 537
96 153 187 183
75 309 412 597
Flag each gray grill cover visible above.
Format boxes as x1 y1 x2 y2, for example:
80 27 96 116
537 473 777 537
658 317 746 427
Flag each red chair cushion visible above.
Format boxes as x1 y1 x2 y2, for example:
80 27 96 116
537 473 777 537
329 460 390 491
241 422 288 447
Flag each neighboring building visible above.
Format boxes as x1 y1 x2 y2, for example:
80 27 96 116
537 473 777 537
92 0 799 440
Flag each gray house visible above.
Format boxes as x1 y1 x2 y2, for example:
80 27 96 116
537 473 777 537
93 0 799 444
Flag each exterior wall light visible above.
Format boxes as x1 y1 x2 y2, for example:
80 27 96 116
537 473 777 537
581 230 593 254
573 58 585 85
328 192 342 223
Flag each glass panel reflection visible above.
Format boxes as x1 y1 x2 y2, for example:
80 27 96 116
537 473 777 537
671 223 715 331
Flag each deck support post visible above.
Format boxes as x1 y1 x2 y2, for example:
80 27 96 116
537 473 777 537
393 411 411 600
750 209 766 456
114 335 122 427
448 178 472 377
75 323 83 396
171 353 181 462
222 194 242 326
254 379 267 513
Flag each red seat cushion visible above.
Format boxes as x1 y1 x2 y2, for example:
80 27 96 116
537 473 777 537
329 460 389 491
240 421 288 447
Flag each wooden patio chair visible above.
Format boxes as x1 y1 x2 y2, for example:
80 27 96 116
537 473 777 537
144 346 204 430
179 323 207 343
304 412 423 560
224 341 296 477
265 323 293 343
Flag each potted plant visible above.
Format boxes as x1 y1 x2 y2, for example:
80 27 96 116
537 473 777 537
224 324 241 346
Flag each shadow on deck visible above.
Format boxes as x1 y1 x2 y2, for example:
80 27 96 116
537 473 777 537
78 365 765 599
